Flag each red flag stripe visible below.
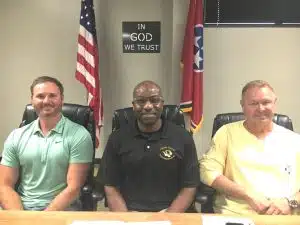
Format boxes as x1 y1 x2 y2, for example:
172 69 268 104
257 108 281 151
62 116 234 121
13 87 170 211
79 25 94 45
75 0 102 148
78 35 97 56
76 54 97 83
75 71 96 95
77 44 95 67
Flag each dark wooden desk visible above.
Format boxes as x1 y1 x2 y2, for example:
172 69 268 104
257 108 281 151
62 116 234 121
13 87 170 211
0 211 299 225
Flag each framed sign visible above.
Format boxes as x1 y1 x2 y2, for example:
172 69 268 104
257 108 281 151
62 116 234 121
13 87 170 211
122 21 161 53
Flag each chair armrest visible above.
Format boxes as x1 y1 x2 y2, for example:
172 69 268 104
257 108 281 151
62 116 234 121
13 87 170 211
195 192 208 205
90 180 105 211
198 182 216 195
80 184 93 211
195 183 215 204
82 184 93 194
92 190 105 202
195 182 216 213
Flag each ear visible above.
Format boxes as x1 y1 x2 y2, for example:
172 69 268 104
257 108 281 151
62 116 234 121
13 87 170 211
240 99 243 107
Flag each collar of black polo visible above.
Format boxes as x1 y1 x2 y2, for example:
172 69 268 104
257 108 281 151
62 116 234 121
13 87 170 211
130 118 169 140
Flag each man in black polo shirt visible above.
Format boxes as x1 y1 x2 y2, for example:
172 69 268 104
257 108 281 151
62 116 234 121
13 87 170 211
101 80 200 212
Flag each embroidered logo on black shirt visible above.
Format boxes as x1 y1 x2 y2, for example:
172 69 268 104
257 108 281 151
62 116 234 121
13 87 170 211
159 146 175 160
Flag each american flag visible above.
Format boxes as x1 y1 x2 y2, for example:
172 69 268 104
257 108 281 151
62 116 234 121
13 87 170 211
180 0 203 133
75 0 103 148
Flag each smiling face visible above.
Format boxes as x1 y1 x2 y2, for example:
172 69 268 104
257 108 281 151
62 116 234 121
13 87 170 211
132 82 164 131
31 81 64 119
241 85 277 126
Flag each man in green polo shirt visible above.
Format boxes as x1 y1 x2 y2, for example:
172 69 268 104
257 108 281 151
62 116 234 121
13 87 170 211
0 76 93 211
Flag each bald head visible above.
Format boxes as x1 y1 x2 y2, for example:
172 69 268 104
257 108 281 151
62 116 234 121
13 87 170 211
133 80 162 99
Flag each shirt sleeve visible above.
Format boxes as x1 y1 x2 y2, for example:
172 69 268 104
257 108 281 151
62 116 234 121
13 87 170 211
1 130 20 168
180 132 200 188
200 125 228 186
100 132 122 187
69 126 93 164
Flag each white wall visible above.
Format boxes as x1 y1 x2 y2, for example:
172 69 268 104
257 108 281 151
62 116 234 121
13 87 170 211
202 27 300 154
1 0 300 158
0 0 86 152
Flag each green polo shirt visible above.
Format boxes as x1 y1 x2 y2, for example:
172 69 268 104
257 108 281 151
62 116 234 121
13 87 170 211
1 115 93 210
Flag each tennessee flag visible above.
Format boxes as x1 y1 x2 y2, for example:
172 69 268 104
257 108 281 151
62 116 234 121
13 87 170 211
180 0 203 134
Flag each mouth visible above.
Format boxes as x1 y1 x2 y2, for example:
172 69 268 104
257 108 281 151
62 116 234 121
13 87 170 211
42 106 54 111
141 113 158 119
141 113 156 117
254 115 270 120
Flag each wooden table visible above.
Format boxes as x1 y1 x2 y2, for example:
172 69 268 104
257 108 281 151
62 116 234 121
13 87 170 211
0 211 299 225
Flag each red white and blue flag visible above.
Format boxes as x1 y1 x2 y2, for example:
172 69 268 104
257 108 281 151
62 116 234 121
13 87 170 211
180 0 204 133
75 0 103 148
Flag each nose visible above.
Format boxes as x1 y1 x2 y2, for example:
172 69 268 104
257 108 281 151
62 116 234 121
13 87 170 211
257 103 265 111
43 95 51 103
143 100 154 110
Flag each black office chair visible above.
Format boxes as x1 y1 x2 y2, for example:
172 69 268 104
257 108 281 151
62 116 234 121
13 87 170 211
92 105 210 211
198 112 294 213
20 103 96 211
112 105 185 131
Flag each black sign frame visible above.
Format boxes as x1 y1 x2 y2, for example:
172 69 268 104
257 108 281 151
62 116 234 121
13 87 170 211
122 21 161 53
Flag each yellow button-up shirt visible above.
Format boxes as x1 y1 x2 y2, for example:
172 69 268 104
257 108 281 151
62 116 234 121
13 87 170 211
200 121 300 215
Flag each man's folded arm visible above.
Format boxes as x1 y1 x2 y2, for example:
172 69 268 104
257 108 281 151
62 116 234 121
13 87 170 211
199 129 252 204
45 163 90 211
166 133 199 213
200 135 227 186
0 165 23 210
167 187 196 212
101 133 127 211
104 185 128 212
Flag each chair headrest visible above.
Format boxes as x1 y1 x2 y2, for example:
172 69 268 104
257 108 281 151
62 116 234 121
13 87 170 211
212 112 294 137
112 104 185 131
21 103 92 128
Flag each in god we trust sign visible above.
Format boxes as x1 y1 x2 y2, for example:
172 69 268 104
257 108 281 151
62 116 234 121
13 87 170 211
122 21 161 53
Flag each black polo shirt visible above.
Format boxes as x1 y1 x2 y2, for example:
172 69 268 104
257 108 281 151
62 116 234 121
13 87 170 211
101 119 200 212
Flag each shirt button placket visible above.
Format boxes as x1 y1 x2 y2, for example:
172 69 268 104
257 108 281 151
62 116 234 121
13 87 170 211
41 137 48 163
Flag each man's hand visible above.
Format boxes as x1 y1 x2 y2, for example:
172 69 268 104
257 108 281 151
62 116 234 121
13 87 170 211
264 198 291 215
245 193 271 214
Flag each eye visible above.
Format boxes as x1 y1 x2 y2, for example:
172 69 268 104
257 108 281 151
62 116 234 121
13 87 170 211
249 102 258 106
134 99 147 105
35 94 45 99
262 100 272 106
48 93 57 98
150 97 162 104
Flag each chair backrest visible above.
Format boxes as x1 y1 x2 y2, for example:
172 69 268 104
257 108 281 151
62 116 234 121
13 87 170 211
20 103 96 210
212 112 293 137
21 102 96 165
200 112 294 213
112 104 185 131
21 104 96 147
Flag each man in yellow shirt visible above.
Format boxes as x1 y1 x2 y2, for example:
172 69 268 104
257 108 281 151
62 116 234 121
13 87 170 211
200 80 300 215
